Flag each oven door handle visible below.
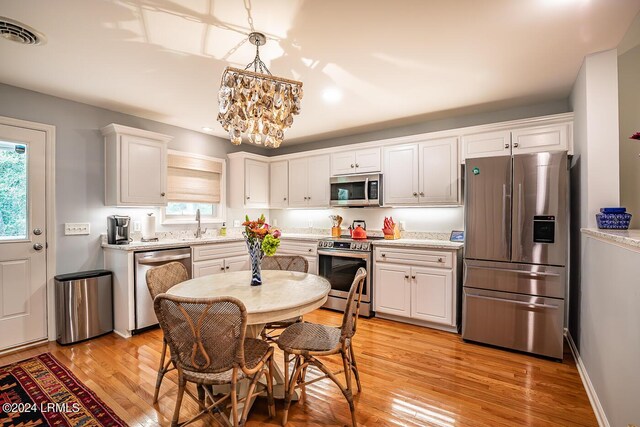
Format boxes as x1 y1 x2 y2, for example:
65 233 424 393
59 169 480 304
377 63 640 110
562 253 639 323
318 250 370 260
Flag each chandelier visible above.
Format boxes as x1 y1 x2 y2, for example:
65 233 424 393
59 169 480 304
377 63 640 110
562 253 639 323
217 32 303 148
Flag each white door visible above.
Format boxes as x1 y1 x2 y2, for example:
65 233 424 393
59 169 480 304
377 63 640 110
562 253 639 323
307 155 331 207
461 130 511 160
331 151 356 176
0 124 47 351
511 124 569 154
192 259 225 277
419 137 459 204
269 160 288 208
244 159 269 207
374 263 411 316
225 255 251 272
383 144 419 205
288 158 309 208
354 148 381 173
120 134 167 205
411 267 453 325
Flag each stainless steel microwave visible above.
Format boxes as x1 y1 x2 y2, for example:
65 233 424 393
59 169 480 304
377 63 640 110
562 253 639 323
330 173 382 207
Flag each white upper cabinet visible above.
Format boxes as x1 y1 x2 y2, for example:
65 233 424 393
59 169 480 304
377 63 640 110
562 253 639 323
383 144 419 205
384 139 459 206
269 160 288 208
228 154 269 209
462 130 511 160
511 123 569 154
102 124 171 206
331 148 381 175
244 159 269 207
288 155 330 208
419 137 459 204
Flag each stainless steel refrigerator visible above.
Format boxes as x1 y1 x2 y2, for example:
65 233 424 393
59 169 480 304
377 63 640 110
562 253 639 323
462 152 568 359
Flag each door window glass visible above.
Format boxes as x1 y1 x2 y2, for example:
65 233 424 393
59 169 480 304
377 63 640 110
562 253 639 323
0 142 27 240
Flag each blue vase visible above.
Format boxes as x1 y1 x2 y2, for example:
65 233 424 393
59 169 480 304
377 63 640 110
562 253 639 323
246 238 264 286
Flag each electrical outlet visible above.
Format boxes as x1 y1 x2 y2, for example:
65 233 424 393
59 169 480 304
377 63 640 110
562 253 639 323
233 220 241 227
64 223 90 235
273 218 278 227
399 221 406 231
308 219 313 228
133 221 141 232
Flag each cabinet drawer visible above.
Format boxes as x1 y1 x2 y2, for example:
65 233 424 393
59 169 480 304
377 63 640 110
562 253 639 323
192 259 225 277
193 242 246 262
279 240 318 256
375 247 452 268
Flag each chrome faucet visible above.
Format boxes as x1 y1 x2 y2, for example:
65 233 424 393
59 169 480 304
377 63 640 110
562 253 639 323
194 209 206 238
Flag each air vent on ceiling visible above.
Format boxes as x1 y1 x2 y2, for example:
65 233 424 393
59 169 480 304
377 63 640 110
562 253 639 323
0 17 45 45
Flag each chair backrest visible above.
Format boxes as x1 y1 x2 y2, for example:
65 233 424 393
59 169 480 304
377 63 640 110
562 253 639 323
154 294 248 374
340 267 367 341
261 255 309 273
145 262 189 300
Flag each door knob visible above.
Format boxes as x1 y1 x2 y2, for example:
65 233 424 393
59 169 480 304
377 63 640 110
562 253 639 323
33 243 43 251
33 228 42 236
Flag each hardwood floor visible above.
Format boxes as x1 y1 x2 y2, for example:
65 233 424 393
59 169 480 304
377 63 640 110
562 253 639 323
0 309 597 427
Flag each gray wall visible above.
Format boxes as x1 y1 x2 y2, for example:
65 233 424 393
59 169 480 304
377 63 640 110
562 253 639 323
0 83 267 274
272 99 571 155
619 44 640 228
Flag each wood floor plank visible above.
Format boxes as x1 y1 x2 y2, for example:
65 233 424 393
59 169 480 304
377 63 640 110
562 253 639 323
0 309 597 426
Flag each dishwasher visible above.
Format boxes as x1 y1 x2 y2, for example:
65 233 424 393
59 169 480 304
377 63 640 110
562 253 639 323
134 247 192 333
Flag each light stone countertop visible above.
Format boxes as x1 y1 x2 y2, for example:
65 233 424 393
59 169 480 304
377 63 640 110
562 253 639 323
581 228 640 250
101 235 245 251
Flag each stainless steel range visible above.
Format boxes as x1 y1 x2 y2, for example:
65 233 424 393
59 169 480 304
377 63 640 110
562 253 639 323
317 236 382 317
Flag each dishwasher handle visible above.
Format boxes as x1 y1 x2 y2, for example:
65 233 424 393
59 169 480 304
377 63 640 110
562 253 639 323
138 253 191 264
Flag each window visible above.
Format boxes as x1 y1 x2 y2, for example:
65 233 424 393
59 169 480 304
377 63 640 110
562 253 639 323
0 142 28 240
162 150 226 224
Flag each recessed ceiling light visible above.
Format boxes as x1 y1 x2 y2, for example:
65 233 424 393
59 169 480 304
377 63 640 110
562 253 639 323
322 87 343 104
202 127 214 132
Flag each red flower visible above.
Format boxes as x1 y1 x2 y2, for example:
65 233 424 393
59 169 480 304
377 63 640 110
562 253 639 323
630 132 640 140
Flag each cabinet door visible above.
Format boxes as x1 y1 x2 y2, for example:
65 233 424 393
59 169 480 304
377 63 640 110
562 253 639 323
307 154 331 207
331 151 356 176
419 137 459 204
269 160 289 208
120 134 167 205
225 255 251 272
511 124 568 155
306 256 318 275
355 148 381 173
383 144 419 205
245 159 269 207
192 259 225 277
411 267 453 325
374 263 411 316
288 158 309 207
462 130 511 160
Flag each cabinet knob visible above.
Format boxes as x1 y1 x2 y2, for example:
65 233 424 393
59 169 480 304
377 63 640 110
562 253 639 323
355 163 359 167
419 192 425 196
411 275 416 279
220 267 225 271
504 143 510 149
350 164 355 168
404 275 409 279
438 257 443 263
308 248 313 252
226 266 230 269
161 192 165 197
308 196 311 200
246 196 250 200
513 142 519 148
381 253 386 257
284 197 287 201
413 192 418 197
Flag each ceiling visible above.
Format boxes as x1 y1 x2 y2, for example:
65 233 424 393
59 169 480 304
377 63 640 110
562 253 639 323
1 0 639 145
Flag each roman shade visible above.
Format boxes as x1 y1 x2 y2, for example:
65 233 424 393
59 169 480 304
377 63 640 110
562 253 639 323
167 153 222 203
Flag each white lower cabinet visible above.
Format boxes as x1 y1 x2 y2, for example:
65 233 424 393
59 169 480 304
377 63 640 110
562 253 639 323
192 242 250 278
277 239 318 274
374 246 459 330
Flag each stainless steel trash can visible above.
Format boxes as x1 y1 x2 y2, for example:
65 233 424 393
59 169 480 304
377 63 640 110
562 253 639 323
54 270 113 345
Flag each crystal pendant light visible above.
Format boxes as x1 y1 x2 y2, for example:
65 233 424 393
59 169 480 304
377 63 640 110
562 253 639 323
217 32 303 148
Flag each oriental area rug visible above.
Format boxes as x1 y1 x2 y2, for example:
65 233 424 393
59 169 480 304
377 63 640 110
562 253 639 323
0 352 127 426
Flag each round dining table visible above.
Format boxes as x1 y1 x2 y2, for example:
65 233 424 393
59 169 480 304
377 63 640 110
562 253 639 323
166 269 331 418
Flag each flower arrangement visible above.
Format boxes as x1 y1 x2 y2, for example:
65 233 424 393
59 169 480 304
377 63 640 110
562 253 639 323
242 214 281 285
630 132 640 140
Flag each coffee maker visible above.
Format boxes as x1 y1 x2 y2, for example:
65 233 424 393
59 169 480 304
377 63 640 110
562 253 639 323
107 215 131 245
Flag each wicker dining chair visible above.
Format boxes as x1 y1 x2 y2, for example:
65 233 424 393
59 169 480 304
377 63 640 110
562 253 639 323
278 267 367 427
146 262 189 403
154 294 275 427
260 256 309 343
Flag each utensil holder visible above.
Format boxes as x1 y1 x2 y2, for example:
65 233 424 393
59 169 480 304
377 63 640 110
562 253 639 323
331 226 342 237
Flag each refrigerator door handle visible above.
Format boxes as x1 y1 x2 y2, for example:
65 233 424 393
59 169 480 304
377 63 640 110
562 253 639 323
467 293 559 310
468 264 560 277
502 184 508 251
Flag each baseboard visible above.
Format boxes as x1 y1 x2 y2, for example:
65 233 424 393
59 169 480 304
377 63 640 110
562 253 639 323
112 329 131 339
374 312 458 333
0 339 49 357
565 330 610 427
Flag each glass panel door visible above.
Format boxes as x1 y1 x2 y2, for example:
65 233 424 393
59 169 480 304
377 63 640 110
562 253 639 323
330 181 366 201
318 254 368 297
0 141 28 241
